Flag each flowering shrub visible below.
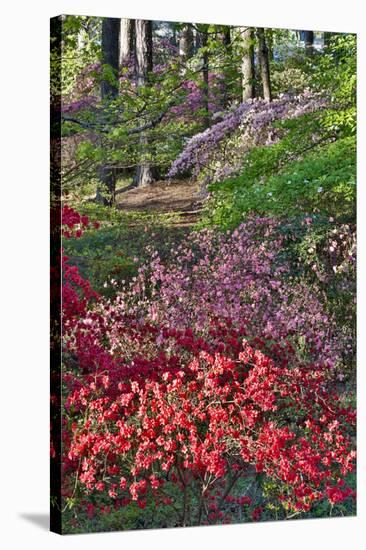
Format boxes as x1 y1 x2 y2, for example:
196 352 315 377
117 216 350 370
271 67 311 96
63 319 356 525
293 217 356 367
168 91 325 183
62 95 98 115
58 207 356 530
168 73 227 122
61 206 100 328
295 218 356 288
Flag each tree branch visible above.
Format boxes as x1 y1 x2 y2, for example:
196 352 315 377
62 100 175 136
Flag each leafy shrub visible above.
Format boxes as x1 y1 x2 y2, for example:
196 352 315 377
313 34 356 137
205 137 355 228
271 67 311 96
289 217 356 347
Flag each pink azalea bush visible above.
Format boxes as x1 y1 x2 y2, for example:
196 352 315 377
116 216 350 370
168 91 326 183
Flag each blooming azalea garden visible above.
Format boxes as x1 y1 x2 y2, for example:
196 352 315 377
51 18 356 532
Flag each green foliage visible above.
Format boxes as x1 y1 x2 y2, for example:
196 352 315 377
60 16 101 97
205 137 355 228
62 481 198 533
271 67 311 96
313 34 356 136
63 203 191 296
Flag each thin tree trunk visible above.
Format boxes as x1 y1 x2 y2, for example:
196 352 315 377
134 19 156 187
266 28 275 61
194 27 202 53
201 30 210 127
221 26 231 47
176 462 188 526
179 23 194 61
257 27 272 101
120 18 135 66
171 25 177 47
241 27 255 101
220 26 231 108
304 30 314 56
97 18 120 205
96 165 116 204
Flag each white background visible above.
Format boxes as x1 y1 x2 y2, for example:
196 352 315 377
1 0 365 548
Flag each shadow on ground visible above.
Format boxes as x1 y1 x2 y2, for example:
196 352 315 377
19 513 49 531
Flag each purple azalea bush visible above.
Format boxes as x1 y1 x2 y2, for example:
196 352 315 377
168 91 326 183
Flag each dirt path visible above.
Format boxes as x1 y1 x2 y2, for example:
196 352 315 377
116 179 204 226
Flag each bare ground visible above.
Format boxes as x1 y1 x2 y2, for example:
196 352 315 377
116 179 204 223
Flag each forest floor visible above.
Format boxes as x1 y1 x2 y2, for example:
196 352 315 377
116 179 204 226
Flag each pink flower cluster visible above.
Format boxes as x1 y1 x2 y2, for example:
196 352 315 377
117 216 347 370
168 91 325 182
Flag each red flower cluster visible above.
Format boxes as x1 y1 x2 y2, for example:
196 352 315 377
61 206 99 327
63 336 355 517
57 206 356 525
62 204 99 239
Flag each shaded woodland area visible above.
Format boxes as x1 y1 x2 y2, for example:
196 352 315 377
55 19 344 203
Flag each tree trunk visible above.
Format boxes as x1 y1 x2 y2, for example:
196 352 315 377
179 24 194 61
100 18 120 98
97 18 120 205
134 20 156 187
241 27 255 101
96 165 116 204
221 26 231 48
266 28 275 61
201 30 210 127
323 31 333 48
120 18 135 66
304 30 314 56
135 19 152 85
171 26 178 48
257 28 272 101
194 27 202 53
220 26 231 108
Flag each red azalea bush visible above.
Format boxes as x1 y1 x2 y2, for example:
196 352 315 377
64 336 355 521
61 205 100 326
58 206 356 530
